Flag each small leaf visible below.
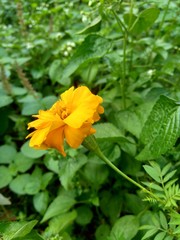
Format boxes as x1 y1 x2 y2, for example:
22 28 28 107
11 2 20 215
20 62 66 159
41 193 76 222
143 165 161 183
161 163 172 177
154 231 167 240
0 95 13 107
77 16 101 34
131 8 160 34
0 145 17 164
0 166 12 188
159 211 168 229
21 141 47 159
163 170 177 183
75 206 93 226
142 228 159 240
33 191 49 215
9 174 31 195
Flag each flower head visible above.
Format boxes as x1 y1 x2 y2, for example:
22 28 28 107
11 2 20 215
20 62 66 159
26 86 104 156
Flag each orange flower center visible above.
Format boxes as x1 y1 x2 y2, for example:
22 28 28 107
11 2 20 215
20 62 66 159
60 106 69 120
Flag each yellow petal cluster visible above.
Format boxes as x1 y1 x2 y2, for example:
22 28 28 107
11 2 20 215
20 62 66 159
26 86 104 156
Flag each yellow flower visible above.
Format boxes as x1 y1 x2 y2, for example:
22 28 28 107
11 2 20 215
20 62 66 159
26 86 104 156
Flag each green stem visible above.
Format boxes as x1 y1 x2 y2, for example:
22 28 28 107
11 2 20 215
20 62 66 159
95 147 164 203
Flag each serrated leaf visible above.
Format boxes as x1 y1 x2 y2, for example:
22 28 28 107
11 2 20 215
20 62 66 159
131 8 160 34
60 34 111 84
137 95 180 160
41 193 76 222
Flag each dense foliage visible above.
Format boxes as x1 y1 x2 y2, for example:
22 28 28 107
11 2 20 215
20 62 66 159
0 0 180 239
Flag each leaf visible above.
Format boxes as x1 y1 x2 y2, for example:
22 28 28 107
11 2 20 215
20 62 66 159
159 211 168 229
137 95 180 160
77 16 101 34
41 193 76 222
0 145 17 164
60 34 111 84
0 166 12 188
154 231 167 240
33 191 49 215
163 170 177 183
44 210 77 235
0 193 11 205
94 123 130 143
95 224 110 240
110 215 139 240
0 220 38 240
131 8 160 34
21 141 47 159
59 154 87 190
14 153 35 173
142 228 159 240
9 174 31 195
0 95 13 108
75 206 93 226
143 165 161 183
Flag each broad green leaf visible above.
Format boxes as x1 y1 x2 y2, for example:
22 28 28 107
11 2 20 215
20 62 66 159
49 59 62 83
0 145 17 164
41 96 57 109
94 123 130 143
0 95 13 107
11 86 27 96
60 34 111 84
77 16 101 34
83 162 109 188
14 230 44 240
0 220 37 240
110 215 139 240
44 210 77 235
33 191 49 215
95 224 110 240
44 154 59 174
14 153 34 173
0 166 12 188
137 96 180 160
21 141 47 159
41 193 76 222
131 8 160 34
9 174 31 195
75 206 93 226
41 172 54 190
59 154 87 190
21 101 42 116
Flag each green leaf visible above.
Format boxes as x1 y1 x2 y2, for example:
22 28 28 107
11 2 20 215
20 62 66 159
21 141 47 159
0 220 38 240
49 59 62 83
131 8 160 34
0 166 12 188
154 232 167 240
59 154 87 190
94 123 130 143
41 193 76 222
110 215 139 240
33 191 49 215
163 170 177 183
9 174 31 195
44 210 77 235
0 145 17 164
14 230 44 240
14 153 34 173
159 211 168 229
60 34 111 84
95 224 110 240
142 228 159 240
143 165 161 183
0 95 13 107
75 206 93 226
137 96 180 160
77 16 101 34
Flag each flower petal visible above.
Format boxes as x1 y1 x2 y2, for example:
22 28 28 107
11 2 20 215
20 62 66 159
64 123 93 148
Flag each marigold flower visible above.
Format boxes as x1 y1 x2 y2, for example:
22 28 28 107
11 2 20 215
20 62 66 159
26 86 104 156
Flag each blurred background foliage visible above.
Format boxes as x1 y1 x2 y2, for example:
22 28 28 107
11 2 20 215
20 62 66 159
0 0 180 239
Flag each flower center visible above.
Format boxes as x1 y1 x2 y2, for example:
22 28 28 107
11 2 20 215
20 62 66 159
60 107 69 120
